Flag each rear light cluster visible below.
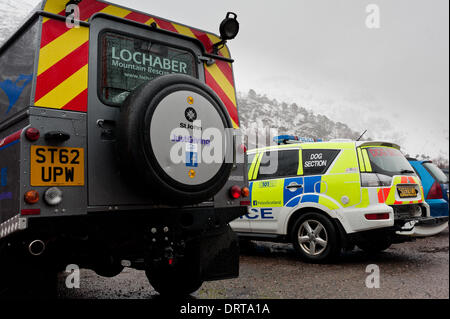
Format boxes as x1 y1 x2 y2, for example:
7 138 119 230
365 213 390 220
23 187 63 206
25 127 40 141
24 190 39 204
360 173 392 187
426 182 443 200
230 185 250 199
230 185 241 199
44 187 63 205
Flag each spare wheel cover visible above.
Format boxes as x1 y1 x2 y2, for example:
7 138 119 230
147 88 229 187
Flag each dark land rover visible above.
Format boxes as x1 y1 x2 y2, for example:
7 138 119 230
0 0 248 297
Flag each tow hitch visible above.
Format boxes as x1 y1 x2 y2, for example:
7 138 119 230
145 226 185 268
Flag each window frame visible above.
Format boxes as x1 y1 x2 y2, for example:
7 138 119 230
254 148 301 181
300 148 341 176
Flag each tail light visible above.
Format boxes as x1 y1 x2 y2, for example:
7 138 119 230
360 173 392 187
241 186 250 197
44 187 63 206
365 213 390 220
427 182 443 199
24 190 39 204
230 185 241 199
240 144 247 154
25 127 40 141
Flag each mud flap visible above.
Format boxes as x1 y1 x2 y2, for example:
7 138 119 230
199 225 239 281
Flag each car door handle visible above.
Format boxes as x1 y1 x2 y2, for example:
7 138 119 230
286 184 303 189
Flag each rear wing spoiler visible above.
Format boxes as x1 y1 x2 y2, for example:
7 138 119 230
356 141 401 150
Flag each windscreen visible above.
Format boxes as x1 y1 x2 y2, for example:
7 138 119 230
100 32 197 105
423 162 449 184
366 147 415 177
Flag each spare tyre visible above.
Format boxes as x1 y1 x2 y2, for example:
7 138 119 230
117 74 233 204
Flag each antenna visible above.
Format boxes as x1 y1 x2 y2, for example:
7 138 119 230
356 130 367 141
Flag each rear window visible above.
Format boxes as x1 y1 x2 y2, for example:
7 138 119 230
365 147 414 177
423 162 449 184
100 32 197 105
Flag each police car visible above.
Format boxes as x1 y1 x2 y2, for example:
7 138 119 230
231 136 446 262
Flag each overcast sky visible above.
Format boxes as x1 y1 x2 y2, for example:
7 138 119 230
3 0 450 159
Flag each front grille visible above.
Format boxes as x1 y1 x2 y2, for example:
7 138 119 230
391 204 423 220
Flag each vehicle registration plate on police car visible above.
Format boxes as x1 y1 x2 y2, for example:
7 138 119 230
397 185 417 198
30 146 84 186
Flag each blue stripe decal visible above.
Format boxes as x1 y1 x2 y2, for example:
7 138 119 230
303 176 321 193
0 139 19 151
249 181 254 206
286 196 301 207
301 194 319 203
283 177 304 205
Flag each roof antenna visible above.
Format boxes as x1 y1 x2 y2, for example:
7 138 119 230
356 129 367 141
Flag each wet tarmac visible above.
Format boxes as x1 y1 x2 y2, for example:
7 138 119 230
58 228 449 299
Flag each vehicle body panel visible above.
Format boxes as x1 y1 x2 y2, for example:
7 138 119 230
409 159 448 236
33 0 240 128
0 0 247 248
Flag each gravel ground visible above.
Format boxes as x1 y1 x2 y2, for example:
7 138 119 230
58 228 449 299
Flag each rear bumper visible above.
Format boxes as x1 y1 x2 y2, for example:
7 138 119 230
24 205 248 235
5 206 247 280
346 226 415 245
412 216 449 237
346 216 448 244
426 199 449 217
2 205 248 245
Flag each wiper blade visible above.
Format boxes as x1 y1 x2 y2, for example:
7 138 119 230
400 169 415 174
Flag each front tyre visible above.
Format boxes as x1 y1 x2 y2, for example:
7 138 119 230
291 212 341 263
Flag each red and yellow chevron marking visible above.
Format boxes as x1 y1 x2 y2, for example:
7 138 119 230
377 176 423 205
35 0 239 127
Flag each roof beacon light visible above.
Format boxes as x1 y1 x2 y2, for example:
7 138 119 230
273 135 323 145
